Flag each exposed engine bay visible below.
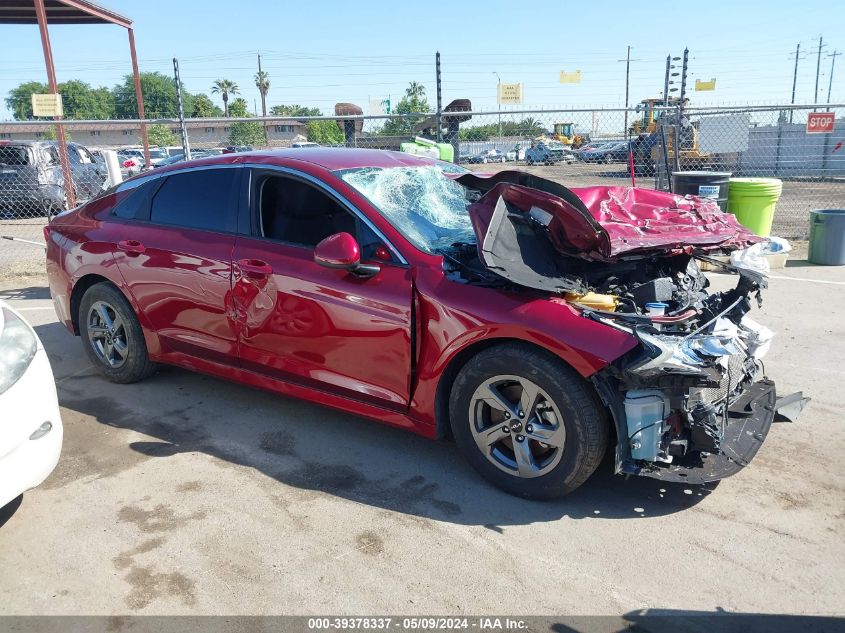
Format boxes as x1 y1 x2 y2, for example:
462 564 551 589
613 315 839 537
442 170 808 483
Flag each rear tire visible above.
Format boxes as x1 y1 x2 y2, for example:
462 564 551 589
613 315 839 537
79 282 156 383
449 343 609 499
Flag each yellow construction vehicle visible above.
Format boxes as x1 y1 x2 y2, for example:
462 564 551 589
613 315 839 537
629 98 682 136
551 122 587 148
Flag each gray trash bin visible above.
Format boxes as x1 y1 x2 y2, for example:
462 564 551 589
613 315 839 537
808 209 845 266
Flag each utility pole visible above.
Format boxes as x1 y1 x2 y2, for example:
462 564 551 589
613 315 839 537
663 55 671 105
435 51 442 142
813 36 827 109
789 42 801 123
827 50 842 108
493 71 501 138
257 53 267 117
173 58 191 160
620 46 631 135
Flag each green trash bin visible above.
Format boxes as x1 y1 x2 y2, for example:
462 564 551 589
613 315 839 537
726 177 783 237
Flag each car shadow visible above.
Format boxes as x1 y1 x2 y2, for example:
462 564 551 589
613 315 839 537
0 285 51 301
39 322 714 528
0 494 23 529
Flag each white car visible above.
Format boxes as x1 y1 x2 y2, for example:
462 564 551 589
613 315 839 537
0 300 63 509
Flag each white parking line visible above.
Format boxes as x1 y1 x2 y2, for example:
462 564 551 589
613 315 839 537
8 306 55 311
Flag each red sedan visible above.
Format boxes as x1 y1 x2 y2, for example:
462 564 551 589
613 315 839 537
45 149 804 498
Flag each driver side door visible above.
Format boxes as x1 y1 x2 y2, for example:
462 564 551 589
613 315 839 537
231 168 414 410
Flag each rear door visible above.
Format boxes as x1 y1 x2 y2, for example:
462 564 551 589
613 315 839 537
231 168 414 409
111 166 243 365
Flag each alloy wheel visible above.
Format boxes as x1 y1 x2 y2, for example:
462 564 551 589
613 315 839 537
87 300 129 368
468 374 566 478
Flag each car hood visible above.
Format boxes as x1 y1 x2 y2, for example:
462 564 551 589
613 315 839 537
455 170 760 261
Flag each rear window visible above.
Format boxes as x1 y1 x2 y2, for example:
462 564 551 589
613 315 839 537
149 168 238 232
0 146 31 166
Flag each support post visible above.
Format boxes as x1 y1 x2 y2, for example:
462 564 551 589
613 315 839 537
790 42 800 124
33 0 75 211
128 28 150 168
173 58 191 160
435 51 442 142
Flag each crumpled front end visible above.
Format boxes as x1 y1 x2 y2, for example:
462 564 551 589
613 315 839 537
447 170 807 483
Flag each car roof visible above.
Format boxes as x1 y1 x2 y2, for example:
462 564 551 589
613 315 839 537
151 147 440 175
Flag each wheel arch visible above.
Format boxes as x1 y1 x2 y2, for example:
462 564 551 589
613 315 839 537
69 273 113 335
433 336 602 440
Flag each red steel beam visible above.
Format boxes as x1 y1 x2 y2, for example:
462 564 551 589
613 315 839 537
128 28 149 168
33 0 76 211
54 0 132 28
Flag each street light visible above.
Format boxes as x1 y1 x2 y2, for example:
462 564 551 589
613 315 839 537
493 71 502 138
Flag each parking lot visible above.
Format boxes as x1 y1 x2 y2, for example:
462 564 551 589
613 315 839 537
0 253 843 617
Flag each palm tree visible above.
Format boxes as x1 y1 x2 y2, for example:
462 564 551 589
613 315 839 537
254 70 270 118
406 81 425 101
211 79 239 117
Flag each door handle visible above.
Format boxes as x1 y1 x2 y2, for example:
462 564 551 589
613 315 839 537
118 239 146 254
237 258 273 276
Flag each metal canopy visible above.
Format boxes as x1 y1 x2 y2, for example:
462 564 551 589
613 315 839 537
0 0 130 27
1 0 147 209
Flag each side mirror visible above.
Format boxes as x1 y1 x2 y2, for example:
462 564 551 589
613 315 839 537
314 232 380 278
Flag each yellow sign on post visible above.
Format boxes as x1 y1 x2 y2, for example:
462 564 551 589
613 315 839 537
559 70 582 84
695 78 716 91
497 82 524 104
31 93 64 117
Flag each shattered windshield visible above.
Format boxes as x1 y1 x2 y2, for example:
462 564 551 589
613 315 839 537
337 165 475 253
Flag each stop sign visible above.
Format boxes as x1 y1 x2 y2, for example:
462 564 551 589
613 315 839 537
806 112 835 134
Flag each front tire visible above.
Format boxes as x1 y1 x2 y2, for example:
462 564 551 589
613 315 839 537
449 343 609 499
79 283 156 383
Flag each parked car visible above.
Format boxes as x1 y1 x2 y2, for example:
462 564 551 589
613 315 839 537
118 147 168 168
579 141 630 164
483 149 507 164
0 140 108 216
222 145 253 154
524 141 575 166
0 300 63 510
153 149 223 168
45 148 804 499
291 142 320 149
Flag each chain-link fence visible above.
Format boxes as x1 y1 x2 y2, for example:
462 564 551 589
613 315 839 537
2 104 843 276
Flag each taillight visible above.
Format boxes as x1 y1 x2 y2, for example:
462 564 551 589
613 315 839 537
43 225 50 241
122 159 135 168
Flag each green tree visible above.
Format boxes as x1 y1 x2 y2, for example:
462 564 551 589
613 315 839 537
381 82 431 136
5 81 48 119
211 78 239 117
270 104 321 117
255 70 270 117
226 97 264 146
307 120 344 145
113 72 179 119
146 124 179 147
58 80 115 119
42 126 72 141
189 93 223 118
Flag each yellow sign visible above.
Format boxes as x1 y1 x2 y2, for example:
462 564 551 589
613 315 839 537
695 78 716 91
31 93 63 117
559 70 582 84
497 82 523 104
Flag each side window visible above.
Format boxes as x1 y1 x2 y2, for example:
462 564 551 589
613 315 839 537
150 168 238 232
66 146 83 164
77 147 94 164
111 179 160 220
257 174 384 258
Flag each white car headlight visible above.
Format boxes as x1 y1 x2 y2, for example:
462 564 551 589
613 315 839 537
0 307 38 395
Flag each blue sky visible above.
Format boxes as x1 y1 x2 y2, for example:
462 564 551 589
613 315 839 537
1 0 842 120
